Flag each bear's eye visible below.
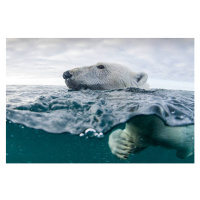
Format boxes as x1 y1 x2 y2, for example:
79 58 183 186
97 65 105 69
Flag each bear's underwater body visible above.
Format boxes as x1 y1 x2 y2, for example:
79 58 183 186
63 62 194 160
108 115 194 160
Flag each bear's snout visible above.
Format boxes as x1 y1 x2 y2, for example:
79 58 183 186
63 71 72 79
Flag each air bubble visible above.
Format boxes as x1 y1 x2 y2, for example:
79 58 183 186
96 132 104 139
81 128 104 139
84 128 96 138
79 133 84 137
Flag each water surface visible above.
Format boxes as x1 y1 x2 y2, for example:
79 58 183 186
6 85 194 163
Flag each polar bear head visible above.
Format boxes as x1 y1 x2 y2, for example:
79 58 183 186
63 62 149 90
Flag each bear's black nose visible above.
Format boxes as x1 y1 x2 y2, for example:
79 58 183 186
63 71 72 79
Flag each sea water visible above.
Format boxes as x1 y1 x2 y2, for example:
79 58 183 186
6 85 194 163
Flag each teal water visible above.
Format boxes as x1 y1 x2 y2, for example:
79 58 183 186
6 120 194 163
6 85 194 163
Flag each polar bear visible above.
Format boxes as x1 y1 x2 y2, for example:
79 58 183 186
108 115 194 160
63 62 149 90
63 62 194 160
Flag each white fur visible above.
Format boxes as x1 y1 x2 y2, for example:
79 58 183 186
108 115 194 160
64 62 149 90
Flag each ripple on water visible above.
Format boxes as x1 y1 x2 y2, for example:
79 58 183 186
6 85 194 135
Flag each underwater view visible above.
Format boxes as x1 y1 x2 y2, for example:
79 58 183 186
6 85 194 163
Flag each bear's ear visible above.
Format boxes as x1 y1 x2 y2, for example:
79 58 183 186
133 72 148 86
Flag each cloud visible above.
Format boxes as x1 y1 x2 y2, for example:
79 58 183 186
6 38 194 83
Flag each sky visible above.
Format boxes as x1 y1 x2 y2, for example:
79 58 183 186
6 38 194 90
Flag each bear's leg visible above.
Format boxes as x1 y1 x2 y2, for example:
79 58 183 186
108 120 148 160
151 121 194 159
108 129 134 159
175 125 194 159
